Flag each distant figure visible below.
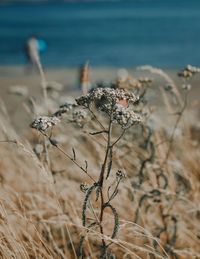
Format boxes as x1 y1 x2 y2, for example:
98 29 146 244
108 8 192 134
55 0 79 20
79 61 91 94
24 36 47 72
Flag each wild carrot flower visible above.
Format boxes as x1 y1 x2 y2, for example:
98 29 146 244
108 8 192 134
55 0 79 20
72 109 88 127
80 183 89 193
116 170 126 180
76 87 141 128
112 104 142 129
30 116 60 131
76 87 138 110
54 101 77 117
138 77 153 85
178 65 200 78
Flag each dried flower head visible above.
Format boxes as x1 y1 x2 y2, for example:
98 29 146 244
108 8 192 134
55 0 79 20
76 88 142 128
164 84 173 92
178 65 200 78
72 109 88 127
116 170 126 180
76 94 91 108
54 101 77 117
182 84 191 91
112 104 142 129
138 77 153 86
76 87 139 112
80 183 89 193
30 116 60 131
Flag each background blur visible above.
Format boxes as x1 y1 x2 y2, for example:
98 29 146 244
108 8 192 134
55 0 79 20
0 0 200 68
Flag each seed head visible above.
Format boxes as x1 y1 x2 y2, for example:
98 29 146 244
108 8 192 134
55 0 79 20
76 87 139 112
138 77 153 85
116 170 126 180
54 101 77 117
72 109 88 127
178 65 200 78
30 116 60 131
80 183 89 193
112 105 142 129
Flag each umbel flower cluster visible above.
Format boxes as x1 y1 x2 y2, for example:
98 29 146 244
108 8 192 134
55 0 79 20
178 65 200 78
54 101 77 117
76 87 142 128
30 116 60 131
112 104 141 129
76 87 138 109
30 87 142 131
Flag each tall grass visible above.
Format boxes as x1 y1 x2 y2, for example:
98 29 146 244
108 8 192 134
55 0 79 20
0 64 200 258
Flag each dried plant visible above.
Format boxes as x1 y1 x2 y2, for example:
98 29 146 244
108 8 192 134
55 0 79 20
0 64 200 259
30 87 142 257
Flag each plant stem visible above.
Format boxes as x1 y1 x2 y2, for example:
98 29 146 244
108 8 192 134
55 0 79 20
111 129 126 148
41 131 95 182
99 117 112 187
162 90 188 165
88 108 106 131
98 116 112 248
54 144 96 182
36 57 48 105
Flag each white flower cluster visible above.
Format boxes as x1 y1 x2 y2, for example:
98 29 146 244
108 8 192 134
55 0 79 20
138 77 153 85
30 116 60 131
75 95 90 107
54 101 77 117
113 104 142 129
76 88 142 128
72 109 88 127
50 100 89 127
178 65 200 78
76 87 139 111
116 170 126 180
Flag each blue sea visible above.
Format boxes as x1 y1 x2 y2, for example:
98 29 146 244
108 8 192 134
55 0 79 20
0 0 200 68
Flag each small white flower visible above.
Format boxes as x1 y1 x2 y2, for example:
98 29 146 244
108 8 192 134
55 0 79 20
30 116 60 131
112 105 142 129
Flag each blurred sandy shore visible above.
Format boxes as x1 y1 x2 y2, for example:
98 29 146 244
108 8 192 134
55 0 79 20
0 66 119 134
0 65 119 92
0 65 199 135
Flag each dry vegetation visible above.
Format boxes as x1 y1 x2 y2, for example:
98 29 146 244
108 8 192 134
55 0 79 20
0 63 200 259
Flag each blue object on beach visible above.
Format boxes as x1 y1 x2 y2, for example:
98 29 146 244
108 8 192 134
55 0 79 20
37 39 47 52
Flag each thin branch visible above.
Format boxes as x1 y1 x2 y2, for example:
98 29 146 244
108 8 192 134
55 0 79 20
98 115 113 249
53 143 95 182
0 139 17 144
107 179 120 203
162 90 188 165
88 107 107 132
111 129 126 148
41 131 95 182
72 148 76 161
89 130 108 135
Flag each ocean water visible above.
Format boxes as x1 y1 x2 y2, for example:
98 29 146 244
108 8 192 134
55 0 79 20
0 0 200 68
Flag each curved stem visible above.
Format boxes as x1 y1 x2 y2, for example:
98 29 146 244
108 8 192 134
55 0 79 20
98 116 113 248
41 131 96 182
98 118 112 186
88 107 107 132
111 129 126 148
162 90 188 165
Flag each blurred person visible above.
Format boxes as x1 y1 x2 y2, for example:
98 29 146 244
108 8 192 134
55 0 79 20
24 36 47 72
79 61 91 94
